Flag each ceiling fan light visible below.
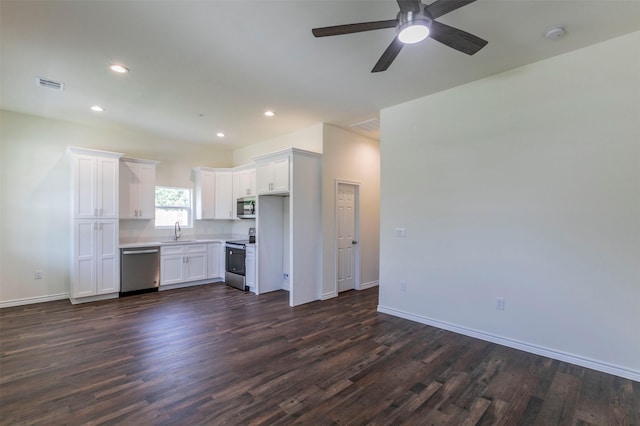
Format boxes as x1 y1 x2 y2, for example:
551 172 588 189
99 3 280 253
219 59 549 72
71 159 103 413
398 24 430 43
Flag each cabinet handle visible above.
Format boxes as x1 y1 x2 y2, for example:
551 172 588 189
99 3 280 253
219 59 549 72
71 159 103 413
94 223 97 230
94 208 98 217
100 223 103 231
138 209 142 217
100 208 103 216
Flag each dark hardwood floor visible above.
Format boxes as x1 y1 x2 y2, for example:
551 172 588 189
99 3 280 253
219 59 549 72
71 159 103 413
1 284 637 425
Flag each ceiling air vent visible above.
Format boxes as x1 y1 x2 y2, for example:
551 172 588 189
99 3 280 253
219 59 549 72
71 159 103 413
350 117 380 133
36 77 64 91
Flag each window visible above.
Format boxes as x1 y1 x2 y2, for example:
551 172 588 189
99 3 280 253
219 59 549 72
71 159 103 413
155 186 192 228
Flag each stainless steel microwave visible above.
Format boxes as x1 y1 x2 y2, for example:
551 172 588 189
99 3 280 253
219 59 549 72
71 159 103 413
237 197 256 219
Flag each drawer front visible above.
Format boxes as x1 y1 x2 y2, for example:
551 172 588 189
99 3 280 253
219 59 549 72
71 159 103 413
161 245 184 255
185 244 207 254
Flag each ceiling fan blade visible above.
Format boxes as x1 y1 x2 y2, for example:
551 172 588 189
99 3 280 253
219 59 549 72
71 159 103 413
429 20 487 55
425 0 477 19
372 36 404 73
397 0 422 13
312 19 397 37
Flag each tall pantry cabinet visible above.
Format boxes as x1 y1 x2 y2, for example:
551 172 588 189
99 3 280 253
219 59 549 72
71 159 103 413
68 147 124 304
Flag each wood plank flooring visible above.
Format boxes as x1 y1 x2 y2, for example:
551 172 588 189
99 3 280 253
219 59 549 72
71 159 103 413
1 284 638 425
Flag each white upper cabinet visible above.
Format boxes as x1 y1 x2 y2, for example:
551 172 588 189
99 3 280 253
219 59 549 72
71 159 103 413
194 167 235 220
195 168 216 219
234 167 256 198
256 156 289 195
214 171 234 219
119 158 159 219
69 147 123 219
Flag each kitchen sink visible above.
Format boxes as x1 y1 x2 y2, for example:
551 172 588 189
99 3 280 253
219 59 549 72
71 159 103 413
161 239 196 244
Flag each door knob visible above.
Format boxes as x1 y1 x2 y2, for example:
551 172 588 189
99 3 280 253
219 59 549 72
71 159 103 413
352 240 358 245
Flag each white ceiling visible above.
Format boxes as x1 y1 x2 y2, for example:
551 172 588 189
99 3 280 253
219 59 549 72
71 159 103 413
1 0 639 148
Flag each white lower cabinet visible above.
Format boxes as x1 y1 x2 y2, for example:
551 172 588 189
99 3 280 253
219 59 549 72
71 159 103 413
245 245 256 291
160 244 207 286
72 219 119 299
207 242 223 279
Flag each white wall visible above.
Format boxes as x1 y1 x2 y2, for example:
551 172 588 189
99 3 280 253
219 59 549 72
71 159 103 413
379 32 640 380
232 123 323 165
322 124 380 297
0 111 234 305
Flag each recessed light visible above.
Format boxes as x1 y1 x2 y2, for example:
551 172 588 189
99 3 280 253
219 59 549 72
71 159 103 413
110 64 129 73
216 132 225 138
264 110 275 117
90 105 105 112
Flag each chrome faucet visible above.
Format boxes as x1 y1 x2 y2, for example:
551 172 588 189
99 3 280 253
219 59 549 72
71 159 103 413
174 221 181 241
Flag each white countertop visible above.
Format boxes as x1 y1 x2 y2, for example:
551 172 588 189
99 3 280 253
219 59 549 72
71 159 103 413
119 233 250 249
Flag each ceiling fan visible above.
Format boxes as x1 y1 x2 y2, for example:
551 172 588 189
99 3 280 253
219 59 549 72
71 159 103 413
312 0 488 73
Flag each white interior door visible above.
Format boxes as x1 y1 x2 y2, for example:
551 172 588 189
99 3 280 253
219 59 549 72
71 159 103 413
337 183 357 292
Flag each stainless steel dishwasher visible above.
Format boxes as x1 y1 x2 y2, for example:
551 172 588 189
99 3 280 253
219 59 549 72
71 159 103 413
120 247 160 295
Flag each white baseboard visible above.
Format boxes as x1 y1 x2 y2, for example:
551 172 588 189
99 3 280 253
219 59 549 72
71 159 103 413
321 291 338 300
359 280 379 290
0 293 69 308
159 278 223 291
70 293 120 305
377 304 640 383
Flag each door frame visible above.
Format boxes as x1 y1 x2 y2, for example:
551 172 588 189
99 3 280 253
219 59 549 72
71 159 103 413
334 180 361 294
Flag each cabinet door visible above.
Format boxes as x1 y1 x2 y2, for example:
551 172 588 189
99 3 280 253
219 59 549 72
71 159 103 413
271 158 289 193
207 242 222 279
257 159 289 194
73 155 97 218
196 170 216 219
184 253 207 282
214 171 234 219
96 156 119 218
161 255 184 285
97 220 119 294
237 168 256 197
247 168 256 196
245 247 256 290
137 164 156 219
73 220 97 298
256 162 272 194
119 162 137 219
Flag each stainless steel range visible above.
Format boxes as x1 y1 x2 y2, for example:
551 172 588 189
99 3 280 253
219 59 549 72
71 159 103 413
225 240 249 291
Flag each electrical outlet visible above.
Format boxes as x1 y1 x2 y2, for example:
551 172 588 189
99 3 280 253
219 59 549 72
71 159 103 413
495 297 505 311
395 227 406 237
400 281 407 292
34 270 43 280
